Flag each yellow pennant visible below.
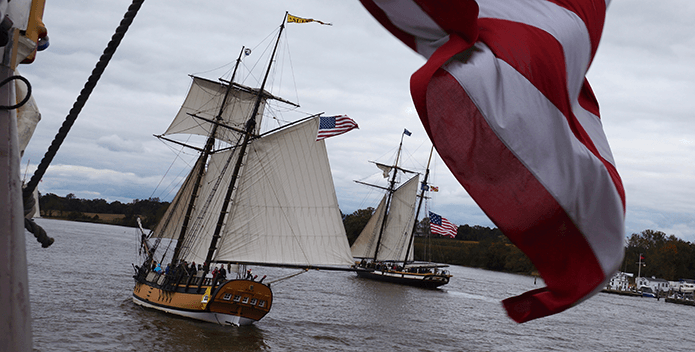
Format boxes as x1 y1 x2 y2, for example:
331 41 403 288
287 14 332 26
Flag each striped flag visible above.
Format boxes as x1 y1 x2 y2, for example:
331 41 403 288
316 115 358 141
429 211 457 238
361 0 625 323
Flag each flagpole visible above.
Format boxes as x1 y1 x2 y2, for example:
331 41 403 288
403 145 434 266
372 129 407 261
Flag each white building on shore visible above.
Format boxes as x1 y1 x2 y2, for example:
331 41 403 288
635 276 670 293
607 271 633 291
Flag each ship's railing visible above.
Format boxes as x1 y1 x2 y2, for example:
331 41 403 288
141 269 224 290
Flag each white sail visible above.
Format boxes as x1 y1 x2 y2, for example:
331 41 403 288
29 188 40 218
178 117 353 266
162 76 266 144
179 145 241 263
350 195 387 259
350 175 419 261
383 175 419 261
153 156 205 239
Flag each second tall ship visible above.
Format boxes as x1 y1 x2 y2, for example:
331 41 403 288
351 131 452 288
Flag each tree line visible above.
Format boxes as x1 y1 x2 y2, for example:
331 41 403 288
39 193 169 229
623 229 695 281
38 194 692 279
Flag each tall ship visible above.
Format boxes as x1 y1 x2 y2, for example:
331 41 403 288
132 13 356 326
351 131 451 288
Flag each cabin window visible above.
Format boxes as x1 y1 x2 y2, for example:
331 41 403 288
242 297 249 304
250 298 258 306
259 300 266 308
223 293 232 301
233 295 241 302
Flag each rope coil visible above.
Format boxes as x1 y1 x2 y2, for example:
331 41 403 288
0 75 32 110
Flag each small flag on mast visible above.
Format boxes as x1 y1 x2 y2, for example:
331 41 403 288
287 14 332 26
316 115 358 141
403 128 412 136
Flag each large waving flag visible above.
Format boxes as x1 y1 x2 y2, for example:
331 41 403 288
360 0 625 323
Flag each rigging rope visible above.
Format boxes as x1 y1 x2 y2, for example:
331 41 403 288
266 269 309 285
21 0 146 247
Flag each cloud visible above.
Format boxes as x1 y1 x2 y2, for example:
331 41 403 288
97 135 144 153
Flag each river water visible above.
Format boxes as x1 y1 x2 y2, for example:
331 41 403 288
24 218 695 351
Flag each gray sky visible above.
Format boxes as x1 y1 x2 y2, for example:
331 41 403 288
19 1 695 242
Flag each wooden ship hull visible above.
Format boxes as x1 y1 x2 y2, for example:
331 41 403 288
354 266 451 289
132 272 272 326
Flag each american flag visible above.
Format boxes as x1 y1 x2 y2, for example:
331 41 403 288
361 0 625 323
429 211 457 238
316 115 359 141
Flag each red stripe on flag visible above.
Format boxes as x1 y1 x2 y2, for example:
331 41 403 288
578 79 601 118
477 18 624 205
426 70 606 322
414 1 479 43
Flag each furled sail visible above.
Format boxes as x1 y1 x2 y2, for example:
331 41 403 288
178 117 353 266
350 175 419 261
162 76 266 144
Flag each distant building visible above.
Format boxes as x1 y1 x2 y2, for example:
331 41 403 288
635 276 670 293
607 271 633 291
672 279 695 294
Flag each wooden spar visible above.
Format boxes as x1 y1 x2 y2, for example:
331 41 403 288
0 63 33 352
170 46 247 265
202 12 289 273
404 145 434 265
372 130 407 261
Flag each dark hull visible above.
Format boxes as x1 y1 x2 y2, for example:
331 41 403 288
354 267 450 289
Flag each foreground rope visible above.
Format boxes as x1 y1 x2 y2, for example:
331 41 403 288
21 0 146 248
22 0 145 200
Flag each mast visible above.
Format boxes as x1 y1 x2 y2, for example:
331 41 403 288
170 46 247 265
372 130 406 261
202 12 288 272
403 145 434 265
